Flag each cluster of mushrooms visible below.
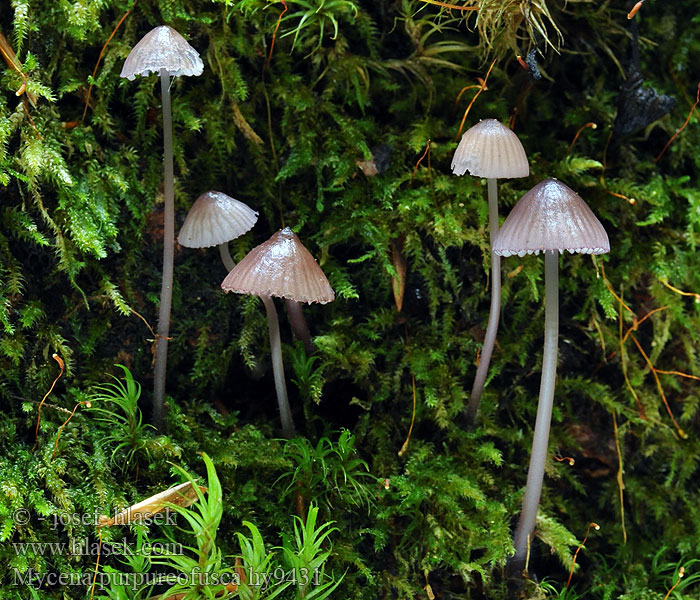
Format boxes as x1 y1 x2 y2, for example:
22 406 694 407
120 26 334 441
121 24 610 576
452 119 610 572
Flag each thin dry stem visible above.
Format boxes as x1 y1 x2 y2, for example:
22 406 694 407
33 354 65 448
454 59 496 139
655 82 700 163
566 522 600 589
81 2 135 123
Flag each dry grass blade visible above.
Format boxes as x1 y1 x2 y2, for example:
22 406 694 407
98 481 206 527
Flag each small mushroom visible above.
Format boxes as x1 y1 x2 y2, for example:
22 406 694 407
493 179 609 573
221 227 334 437
178 190 258 272
121 26 203 429
451 119 529 425
178 192 313 352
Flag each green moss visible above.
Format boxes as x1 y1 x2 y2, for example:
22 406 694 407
1 0 700 598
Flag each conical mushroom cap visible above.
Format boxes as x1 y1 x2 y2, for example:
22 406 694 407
493 179 610 257
120 25 203 80
178 191 258 248
221 228 335 304
451 118 529 178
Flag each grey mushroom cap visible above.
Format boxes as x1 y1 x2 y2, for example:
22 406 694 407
493 179 610 257
120 25 203 80
178 191 258 248
221 227 335 304
451 118 529 178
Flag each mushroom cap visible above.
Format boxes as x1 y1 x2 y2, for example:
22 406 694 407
120 25 203 80
178 191 258 248
451 118 529 178
493 179 610 257
221 227 335 304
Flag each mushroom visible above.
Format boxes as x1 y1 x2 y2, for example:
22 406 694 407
493 179 609 573
178 190 258 272
120 25 203 428
451 119 529 425
220 227 335 437
178 193 314 352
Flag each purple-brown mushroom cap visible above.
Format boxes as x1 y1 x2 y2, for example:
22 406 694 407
221 228 335 304
178 191 258 248
493 179 610 257
120 25 203 80
451 118 529 178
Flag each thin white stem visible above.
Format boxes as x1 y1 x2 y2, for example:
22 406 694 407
218 242 235 273
261 295 295 438
285 298 314 355
512 250 559 570
465 177 501 424
152 69 174 431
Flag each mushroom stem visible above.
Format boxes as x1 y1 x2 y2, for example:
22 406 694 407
285 298 315 354
465 177 501 424
511 250 559 571
261 295 295 438
218 242 236 273
152 68 175 430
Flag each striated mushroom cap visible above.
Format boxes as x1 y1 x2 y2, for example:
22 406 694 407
178 191 258 248
493 179 610 257
120 25 203 80
451 118 529 178
221 227 335 304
